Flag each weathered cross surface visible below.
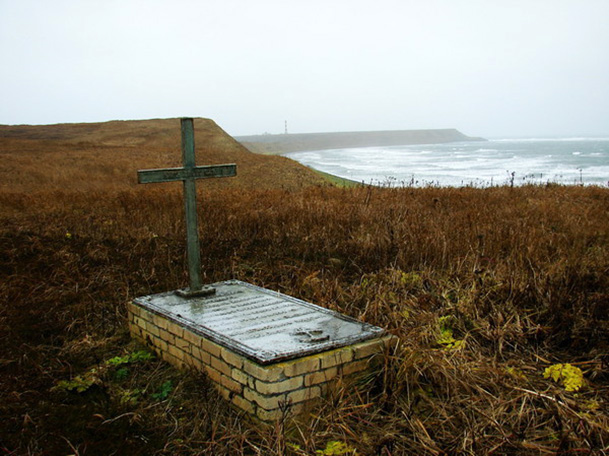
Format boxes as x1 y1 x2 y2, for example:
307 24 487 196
137 118 236 297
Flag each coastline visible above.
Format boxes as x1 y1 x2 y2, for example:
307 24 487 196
237 128 485 155
282 137 609 188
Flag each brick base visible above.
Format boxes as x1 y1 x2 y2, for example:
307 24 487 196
128 301 394 421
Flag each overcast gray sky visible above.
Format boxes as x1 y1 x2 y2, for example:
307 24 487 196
1 0 608 137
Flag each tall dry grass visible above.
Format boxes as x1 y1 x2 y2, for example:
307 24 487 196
0 118 328 193
1 183 608 455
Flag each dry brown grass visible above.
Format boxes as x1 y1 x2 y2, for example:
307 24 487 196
0 118 327 193
1 120 608 455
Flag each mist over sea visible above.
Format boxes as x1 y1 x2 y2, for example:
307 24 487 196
285 138 609 187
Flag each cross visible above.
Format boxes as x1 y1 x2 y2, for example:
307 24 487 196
137 118 236 297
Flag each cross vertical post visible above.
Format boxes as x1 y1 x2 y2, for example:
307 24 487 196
181 118 203 293
137 118 237 297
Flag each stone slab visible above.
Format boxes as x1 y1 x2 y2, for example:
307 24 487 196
133 280 384 364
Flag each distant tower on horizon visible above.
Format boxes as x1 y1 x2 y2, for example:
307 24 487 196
284 120 288 135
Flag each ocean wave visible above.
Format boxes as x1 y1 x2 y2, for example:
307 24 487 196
493 137 609 142
285 139 609 187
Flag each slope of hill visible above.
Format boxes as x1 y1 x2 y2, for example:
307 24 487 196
1 119 608 454
237 128 486 154
0 118 327 192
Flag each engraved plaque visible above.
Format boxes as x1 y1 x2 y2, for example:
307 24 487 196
134 280 385 364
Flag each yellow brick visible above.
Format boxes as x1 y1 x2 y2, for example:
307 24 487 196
243 388 285 411
320 346 353 369
158 329 175 345
254 400 311 421
128 321 141 335
175 337 191 354
214 384 232 401
182 352 198 369
168 344 186 361
231 368 251 386
134 306 147 319
286 400 310 416
211 356 232 377
154 335 169 352
200 338 222 358
190 345 201 359
221 374 244 394
256 407 284 422
187 355 203 371
139 308 154 322
231 394 256 414
130 332 144 345
220 347 245 369
161 351 184 369
255 375 303 395
283 355 321 377
286 386 321 405
152 313 169 331
146 323 160 338
139 330 152 344
144 334 159 348
243 360 284 382
183 329 202 346
318 381 334 396
160 350 172 363
205 365 222 383
166 320 184 338
201 349 212 365
191 346 211 365
304 367 338 387
133 316 147 330
352 336 392 360
127 302 141 317
342 358 373 376
206 366 242 394
151 337 166 353
136 334 148 346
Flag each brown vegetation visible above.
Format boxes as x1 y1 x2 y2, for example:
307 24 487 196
0 118 327 192
1 120 608 455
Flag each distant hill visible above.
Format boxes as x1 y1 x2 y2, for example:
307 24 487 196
0 118 327 192
236 129 486 155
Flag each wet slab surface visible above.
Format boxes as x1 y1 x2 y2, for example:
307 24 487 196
133 280 385 364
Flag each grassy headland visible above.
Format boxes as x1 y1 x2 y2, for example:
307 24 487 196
0 118 328 192
1 119 608 455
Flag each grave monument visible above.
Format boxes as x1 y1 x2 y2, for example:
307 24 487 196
128 118 394 421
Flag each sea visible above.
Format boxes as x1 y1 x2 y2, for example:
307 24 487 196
284 138 609 188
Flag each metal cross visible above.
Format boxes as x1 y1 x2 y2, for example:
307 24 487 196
137 118 236 297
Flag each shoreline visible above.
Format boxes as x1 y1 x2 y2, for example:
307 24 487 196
237 128 485 155
282 137 609 188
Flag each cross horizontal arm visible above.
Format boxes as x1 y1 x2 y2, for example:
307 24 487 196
138 164 236 184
